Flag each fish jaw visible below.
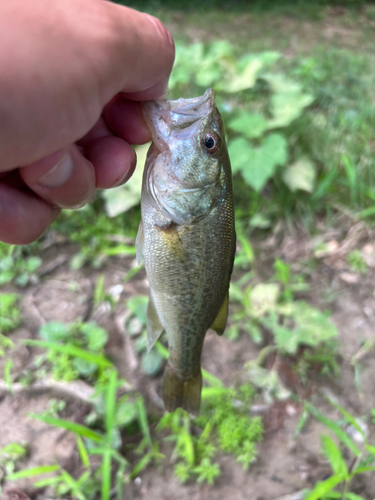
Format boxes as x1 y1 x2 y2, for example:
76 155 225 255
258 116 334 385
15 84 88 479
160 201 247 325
141 89 226 225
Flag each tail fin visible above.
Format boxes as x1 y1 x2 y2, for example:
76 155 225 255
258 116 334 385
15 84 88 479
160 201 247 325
162 363 202 417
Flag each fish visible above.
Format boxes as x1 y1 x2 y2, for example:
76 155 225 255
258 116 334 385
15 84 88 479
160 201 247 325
136 88 236 416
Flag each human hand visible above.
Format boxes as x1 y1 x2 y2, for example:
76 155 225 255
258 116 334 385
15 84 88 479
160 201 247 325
0 0 174 244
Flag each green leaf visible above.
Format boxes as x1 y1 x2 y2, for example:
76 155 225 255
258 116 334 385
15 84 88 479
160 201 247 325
0 293 21 333
249 283 280 318
8 464 60 480
25 256 42 273
282 157 316 193
169 42 204 89
0 443 27 458
228 137 253 174
116 396 138 427
80 322 108 351
365 444 375 455
31 414 104 442
220 52 280 93
127 295 149 324
274 301 338 354
235 134 288 192
141 350 164 376
304 474 345 500
245 363 291 401
262 73 314 128
39 322 70 342
321 435 348 478
195 40 234 88
228 111 267 139
249 213 272 229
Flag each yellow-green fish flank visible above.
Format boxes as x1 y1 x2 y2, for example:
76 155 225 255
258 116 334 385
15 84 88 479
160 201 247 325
136 89 236 416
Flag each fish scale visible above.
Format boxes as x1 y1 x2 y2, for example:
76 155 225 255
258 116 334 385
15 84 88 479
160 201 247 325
136 89 236 416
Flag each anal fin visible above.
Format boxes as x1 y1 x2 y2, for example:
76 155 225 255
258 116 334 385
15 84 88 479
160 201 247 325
162 363 202 417
146 293 164 352
210 291 229 336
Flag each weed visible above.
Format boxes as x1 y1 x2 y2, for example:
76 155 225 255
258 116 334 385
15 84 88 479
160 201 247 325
0 293 21 334
52 204 138 270
125 295 165 376
37 321 109 382
0 243 41 287
158 383 263 484
346 250 367 274
0 443 27 492
304 397 375 500
0 293 20 356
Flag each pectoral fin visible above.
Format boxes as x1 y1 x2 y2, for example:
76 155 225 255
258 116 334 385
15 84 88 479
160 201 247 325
210 291 229 336
135 220 144 266
146 293 164 352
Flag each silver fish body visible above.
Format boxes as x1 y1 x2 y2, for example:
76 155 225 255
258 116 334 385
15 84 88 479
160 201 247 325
136 89 235 416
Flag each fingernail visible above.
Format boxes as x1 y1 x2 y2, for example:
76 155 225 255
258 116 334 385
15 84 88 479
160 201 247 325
38 153 73 187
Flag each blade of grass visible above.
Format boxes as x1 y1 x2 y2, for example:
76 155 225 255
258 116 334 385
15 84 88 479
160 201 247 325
357 206 375 219
76 435 91 469
305 403 361 457
116 458 127 500
23 340 113 368
324 395 365 438
93 274 105 306
8 464 60 481
102 245 136 256
136 396 152 448
321 435 348 478
350 465 375 474
31 414 103 443
105 369 117 441
101 448 112 500
304 474 345 500
34 475 64 488
130 452 153 479
4 358 13 392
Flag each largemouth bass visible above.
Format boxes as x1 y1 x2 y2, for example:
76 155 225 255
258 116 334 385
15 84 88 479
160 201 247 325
136 89 236 416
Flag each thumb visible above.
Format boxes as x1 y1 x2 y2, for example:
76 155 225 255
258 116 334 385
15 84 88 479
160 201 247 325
0 0 175 169
99 3 176 101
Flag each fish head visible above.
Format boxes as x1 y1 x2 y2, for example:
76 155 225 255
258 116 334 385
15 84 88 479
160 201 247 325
143 89 229 224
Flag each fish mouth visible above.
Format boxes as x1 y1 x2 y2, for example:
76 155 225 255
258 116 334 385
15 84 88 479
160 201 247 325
142 89 216 151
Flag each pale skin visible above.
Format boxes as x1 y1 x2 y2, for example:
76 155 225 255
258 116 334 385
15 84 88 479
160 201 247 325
0 0 175 245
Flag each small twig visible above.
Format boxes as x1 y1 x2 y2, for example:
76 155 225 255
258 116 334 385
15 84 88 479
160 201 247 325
0 378 95 404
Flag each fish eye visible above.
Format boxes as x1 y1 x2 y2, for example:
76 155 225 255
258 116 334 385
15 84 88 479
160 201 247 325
202 133 220 154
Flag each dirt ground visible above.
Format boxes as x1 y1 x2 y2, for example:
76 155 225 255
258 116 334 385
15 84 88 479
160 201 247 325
2 220 375 500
